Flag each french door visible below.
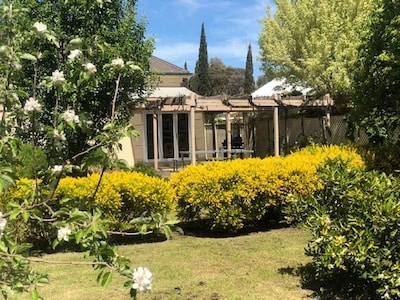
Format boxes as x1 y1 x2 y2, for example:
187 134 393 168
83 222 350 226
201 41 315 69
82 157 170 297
145 112 189 160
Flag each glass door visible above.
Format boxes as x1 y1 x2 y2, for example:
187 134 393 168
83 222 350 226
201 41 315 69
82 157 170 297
145 112 190 161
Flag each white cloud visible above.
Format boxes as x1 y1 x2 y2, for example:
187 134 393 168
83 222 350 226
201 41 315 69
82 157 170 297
141 0 272 77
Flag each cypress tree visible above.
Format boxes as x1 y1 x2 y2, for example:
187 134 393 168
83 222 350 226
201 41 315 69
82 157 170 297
244 43 255 94
192 23 211 96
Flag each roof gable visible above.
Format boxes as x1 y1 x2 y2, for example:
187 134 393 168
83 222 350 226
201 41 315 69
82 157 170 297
150 56 191 75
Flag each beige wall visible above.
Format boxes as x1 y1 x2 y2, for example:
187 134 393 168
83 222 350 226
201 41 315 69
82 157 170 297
115 112 145 166
158 75 189 87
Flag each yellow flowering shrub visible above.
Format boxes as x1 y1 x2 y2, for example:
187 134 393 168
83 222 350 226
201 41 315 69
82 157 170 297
170 144 365 231
1 171 176 239
56 171 176 228
0 178 51 243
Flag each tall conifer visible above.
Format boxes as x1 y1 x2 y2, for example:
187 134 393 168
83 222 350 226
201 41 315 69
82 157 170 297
244 43 255 94
192 23 211 96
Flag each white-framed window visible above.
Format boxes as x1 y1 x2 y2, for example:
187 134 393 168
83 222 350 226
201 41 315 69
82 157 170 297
144 112 190 161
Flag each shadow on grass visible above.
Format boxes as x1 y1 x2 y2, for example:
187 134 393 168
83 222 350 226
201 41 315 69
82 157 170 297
177 218 290 239
278 263 378 300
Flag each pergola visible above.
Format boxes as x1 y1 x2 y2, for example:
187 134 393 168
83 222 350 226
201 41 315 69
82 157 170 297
144 89 333 169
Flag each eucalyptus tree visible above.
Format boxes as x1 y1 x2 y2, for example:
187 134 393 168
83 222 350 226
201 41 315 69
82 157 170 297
259 0 373 110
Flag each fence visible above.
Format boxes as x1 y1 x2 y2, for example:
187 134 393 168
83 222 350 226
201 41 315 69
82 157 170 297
204 114 369 158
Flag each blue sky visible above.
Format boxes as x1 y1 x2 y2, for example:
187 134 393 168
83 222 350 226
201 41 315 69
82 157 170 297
137 0 275 80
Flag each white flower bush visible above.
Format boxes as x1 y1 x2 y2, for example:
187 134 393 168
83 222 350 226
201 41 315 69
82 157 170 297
57 226 71 241
0 3 163 300
84 62 97 73
53 129 66 141
24 97 42 113
33 21 47 33
0 212 7 236
52 165 63 173
111 58 124 67
132 267 153 292
68 49 82 61
51 69 65 85
61 109 80 123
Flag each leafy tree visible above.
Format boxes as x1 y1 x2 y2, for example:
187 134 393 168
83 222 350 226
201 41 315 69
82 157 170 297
244 43 255 94
225 67 245 96
208 58 245 96
6 0 154 166
0 2 182 298
350 0 400 145
190 23 211 96
209 57 229 95
259 0 373 110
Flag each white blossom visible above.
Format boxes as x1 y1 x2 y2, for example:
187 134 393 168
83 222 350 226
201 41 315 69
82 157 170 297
111 58 124 67
51 70 65 85
84 62 97 73
13 62 22 71
0 212 7 236
68 49 82 61
132 267 152 292
24 97 42 113
87 139 96 146
61 109 79 123
53 129 66 141
57 227 71 241
33 22 47 33
52 165 63 172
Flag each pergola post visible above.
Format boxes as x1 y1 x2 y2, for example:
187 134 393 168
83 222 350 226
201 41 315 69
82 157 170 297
152 110 158 170
190 94 196 165
226 111 232 159
273 105 279 157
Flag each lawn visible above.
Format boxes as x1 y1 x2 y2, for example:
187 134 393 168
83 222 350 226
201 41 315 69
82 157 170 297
29 226 313 300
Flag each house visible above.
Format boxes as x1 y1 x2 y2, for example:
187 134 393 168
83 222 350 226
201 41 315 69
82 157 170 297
150 56 191 87
117 60 333 170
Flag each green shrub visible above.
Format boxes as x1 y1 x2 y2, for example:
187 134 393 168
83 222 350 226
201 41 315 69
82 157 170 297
0 178 54 245
14 143 48 179
285 159 400 299
356 144 400 174
170 145 364 232
132 161 162 178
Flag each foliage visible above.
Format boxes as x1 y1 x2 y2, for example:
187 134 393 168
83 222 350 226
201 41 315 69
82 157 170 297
350 0 400 146
132 161 162 178
208 58 246 96
244 43 255 95
8 0 155 166
0 1 161 299
355 144 400 174
285 159 400 299
56 171 176 230
259 0 373 110
170 145 363 232
13 143 48 179
189 23 211 96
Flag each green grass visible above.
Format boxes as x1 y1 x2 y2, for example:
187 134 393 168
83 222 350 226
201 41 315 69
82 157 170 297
29 227 312 300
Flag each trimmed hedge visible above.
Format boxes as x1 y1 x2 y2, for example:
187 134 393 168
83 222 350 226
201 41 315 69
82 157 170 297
56 171 176 229
1 171 176 243
170 145 364 231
